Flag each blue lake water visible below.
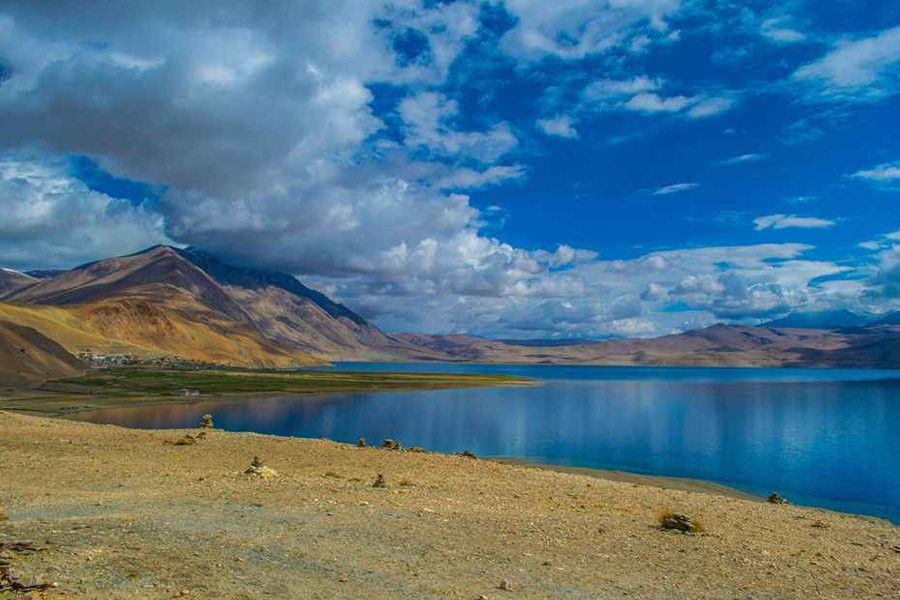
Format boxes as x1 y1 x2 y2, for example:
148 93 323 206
77 364 900 523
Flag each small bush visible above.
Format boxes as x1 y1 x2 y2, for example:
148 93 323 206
372 473 387 488
200 414 214 428
657 511 704 534
382 438 401 450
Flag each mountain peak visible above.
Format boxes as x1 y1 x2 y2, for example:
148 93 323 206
175 247 368 327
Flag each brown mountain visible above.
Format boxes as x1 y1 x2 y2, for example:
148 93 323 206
389 324 866 366
0 319 84 386
0 246 318 367
0 268 38 296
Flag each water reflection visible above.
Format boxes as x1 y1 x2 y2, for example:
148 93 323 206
79 366 900 523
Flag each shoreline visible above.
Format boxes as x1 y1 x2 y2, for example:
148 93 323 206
1 410 897 600
488 458 761 502
0 366 538 417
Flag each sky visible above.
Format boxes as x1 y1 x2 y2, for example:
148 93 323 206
1 0 899 338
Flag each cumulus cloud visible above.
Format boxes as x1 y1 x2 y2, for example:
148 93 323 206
793 26 900 102
0 0 888 338
536 115 579 138
0 157 170 269
753 214 836 230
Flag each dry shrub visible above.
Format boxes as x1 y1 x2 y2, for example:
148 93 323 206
657 510 704 534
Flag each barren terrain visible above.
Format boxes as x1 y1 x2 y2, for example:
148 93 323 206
1 412 897 599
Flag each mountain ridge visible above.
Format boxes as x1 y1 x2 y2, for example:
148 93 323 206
1 245 899 370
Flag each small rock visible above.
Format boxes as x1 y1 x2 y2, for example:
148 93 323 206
173 434 196 446
357 437 366 448
767 492 790 505
406 446 427 453
244 456 278 479
498 579 513 591
382 438 401 450
455 450 477 459
200 414 214 428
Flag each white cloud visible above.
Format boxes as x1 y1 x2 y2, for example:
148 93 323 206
583 76 663 100
652 182 699 195
625 92 693 113
793 26 900 102
753 214 836 230
536 115 579 138
0 0 892 337
760 18 806 44
851 161 900 183
432 165 527 190
686 95 736 118
399 92 518 163
717 153 767 165
0 157 171 269
499 0 683 61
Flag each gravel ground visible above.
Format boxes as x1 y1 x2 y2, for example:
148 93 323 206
1 410 898 600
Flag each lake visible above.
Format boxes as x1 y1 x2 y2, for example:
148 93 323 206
77 363 900 523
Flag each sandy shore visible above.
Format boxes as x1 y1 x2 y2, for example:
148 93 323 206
1 411 898 600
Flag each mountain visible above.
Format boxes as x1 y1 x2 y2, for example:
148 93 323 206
0 268 38 296
0 246 319 367
0 319 84 386
172 247 399 359
764 309 872 329
390 324 857 367
2 245 900 370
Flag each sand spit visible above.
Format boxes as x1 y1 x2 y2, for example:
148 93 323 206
0 411 898 599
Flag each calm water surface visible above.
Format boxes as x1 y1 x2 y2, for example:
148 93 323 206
78 364 900 523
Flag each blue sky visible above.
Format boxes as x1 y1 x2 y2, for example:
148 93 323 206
1 1 899 337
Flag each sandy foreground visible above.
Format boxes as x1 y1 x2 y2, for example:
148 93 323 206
1 411 898 600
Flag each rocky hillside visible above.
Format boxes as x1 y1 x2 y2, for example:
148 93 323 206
0 319 84 386
0 246 320 368
0 268 38 296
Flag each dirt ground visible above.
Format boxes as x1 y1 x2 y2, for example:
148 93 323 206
1 411 898 600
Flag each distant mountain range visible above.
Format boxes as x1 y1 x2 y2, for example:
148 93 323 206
1 245 899 377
